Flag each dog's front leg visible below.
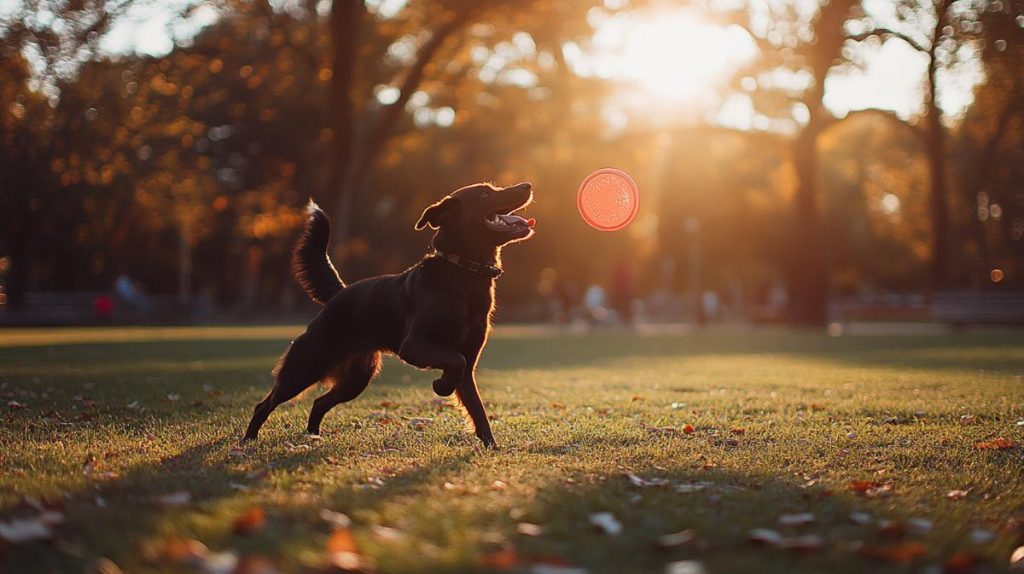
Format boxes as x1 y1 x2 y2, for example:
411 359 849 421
398 336 466 396
457 373 496 448
455 328 497 448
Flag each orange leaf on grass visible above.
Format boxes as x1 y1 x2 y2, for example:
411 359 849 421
232 507 266 535
327 528 358 554
848 480 881 493
481 549 522 569
327 528 374 572
730 427 746 435
974 437 1015 450
862 542 928 563
944 552 984 574
683 424 695 434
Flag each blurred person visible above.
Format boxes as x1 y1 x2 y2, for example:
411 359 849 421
584 283 608 324
93 294 114 322
114 273 150 312
609 259 636 326
702 289 720 323
537 268 578 324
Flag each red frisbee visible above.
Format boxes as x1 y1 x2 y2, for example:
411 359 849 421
577 168 639 231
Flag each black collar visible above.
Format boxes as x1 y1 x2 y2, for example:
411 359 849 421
433 249 502 278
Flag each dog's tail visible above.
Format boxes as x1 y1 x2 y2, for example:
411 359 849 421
292 200 345 305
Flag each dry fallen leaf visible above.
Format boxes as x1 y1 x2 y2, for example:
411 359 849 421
849 481 892 497
320 509 352 529
156 536 209 563
944 552 985 574
589 512 623 536
7 400 27 410
906 518 933 536
234 555 280 574
155 491 192 507
848 480 879 492
232 507 266 535
626 473 670 488
969 529 995 545
655 529 697 548
0 512 64 544
861 542 928 563
1010 545 1024 569
975 437 1015 450
408 417 433 430
683 424 695 434
748 529 823 551
95 557 125 574
517 522 544 536
947 489 969 500
481 549 521 569
200 550 240 574
959 415 978 426
327 528 373 572
675 482 714 494
849 511 872 525
370 525 404 542
749 528 783 546
778 513 815 527
730 427 746 435
664 560 707 574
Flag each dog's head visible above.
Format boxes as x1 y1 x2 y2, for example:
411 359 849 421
415 182 535 252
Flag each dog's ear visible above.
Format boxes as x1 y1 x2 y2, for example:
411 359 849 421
415 196 460 230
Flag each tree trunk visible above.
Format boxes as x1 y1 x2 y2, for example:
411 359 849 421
778 0 854 326
924 0 954 289
787 123 829 326
325 0 365 230
329 9 470 245
925 47 950 289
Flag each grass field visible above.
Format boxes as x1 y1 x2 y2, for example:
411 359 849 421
1 325 1023 573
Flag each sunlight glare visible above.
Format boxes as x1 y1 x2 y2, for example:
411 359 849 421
594 11 757 108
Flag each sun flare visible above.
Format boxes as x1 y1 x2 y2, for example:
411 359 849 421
595 11 757 107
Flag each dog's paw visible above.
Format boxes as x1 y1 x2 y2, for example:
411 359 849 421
432 377 457 397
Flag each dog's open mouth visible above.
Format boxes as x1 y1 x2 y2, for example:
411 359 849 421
484 209 535 235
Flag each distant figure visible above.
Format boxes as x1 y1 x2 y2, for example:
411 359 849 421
609 260 635 325
702 290 720 323
93 294 114 321
115 274 150 312
537 268 578 324
583 284 609 324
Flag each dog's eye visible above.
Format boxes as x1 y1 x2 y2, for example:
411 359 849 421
480 191 489 198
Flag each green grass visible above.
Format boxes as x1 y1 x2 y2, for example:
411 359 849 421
1 325 1022 573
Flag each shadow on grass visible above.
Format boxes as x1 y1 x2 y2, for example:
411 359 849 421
3 330 1022 381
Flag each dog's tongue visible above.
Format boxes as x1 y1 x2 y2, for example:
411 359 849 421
498 214 532 228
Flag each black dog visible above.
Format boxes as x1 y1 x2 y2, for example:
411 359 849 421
242 182 535 448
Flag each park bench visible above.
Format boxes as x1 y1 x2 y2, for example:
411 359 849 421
0 291 107 326
931 289 1024 325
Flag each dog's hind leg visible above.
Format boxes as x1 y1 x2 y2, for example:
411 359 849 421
307 351 380 436
243 335 324 442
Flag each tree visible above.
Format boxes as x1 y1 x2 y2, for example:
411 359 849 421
321 0 600 249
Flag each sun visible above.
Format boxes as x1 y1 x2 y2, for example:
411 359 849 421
594 11 757 108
